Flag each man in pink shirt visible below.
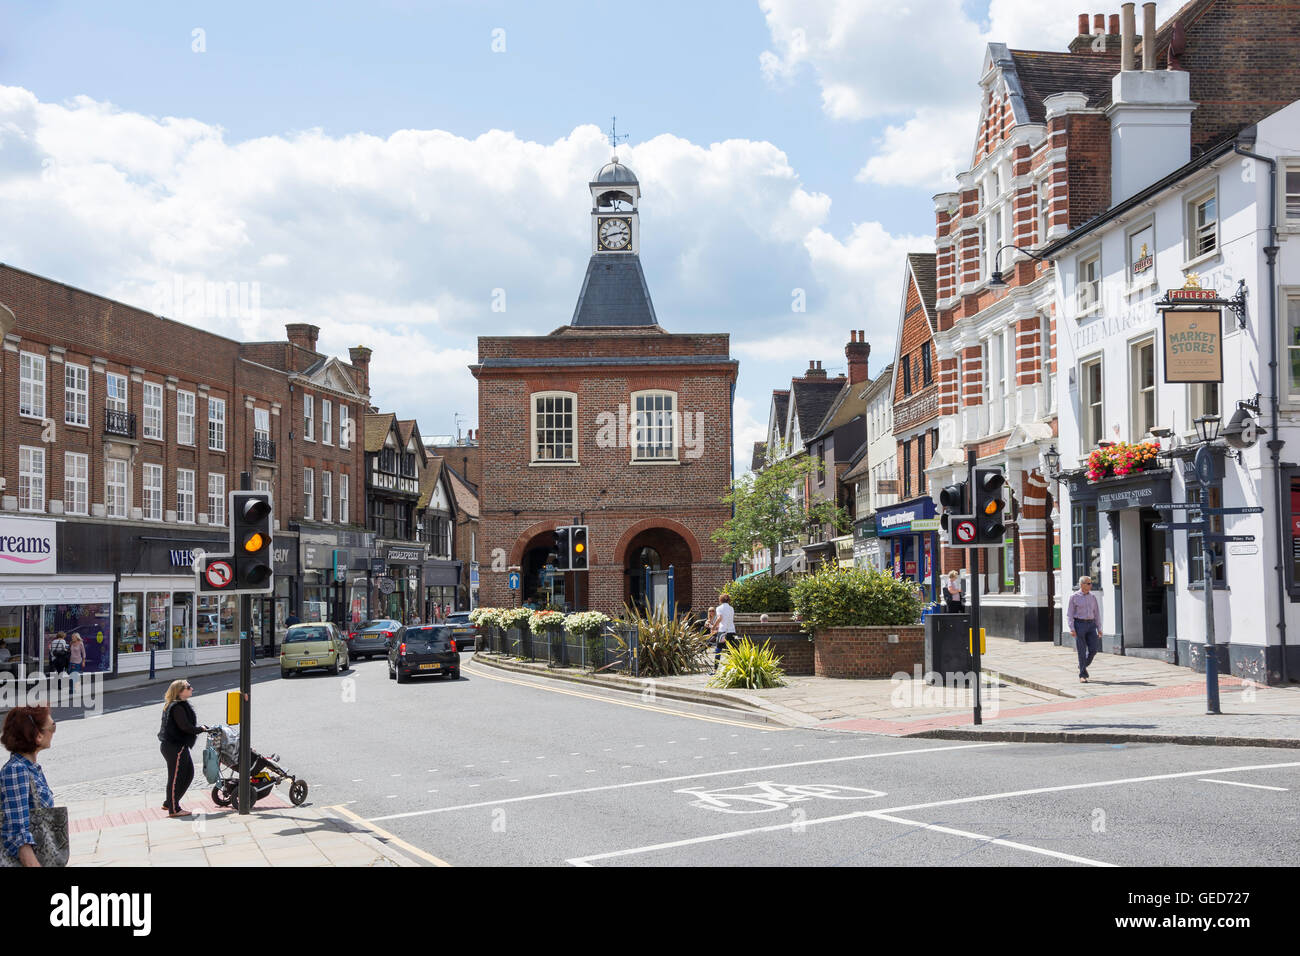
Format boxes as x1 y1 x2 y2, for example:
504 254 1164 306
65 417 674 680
1066 575 1103 682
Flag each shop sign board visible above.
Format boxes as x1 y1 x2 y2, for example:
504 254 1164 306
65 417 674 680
1162 309 1223 383
0 516 57 575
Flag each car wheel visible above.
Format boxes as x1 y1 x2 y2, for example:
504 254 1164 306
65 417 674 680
446 670 458 681
396 665 409 684
330 655 340 676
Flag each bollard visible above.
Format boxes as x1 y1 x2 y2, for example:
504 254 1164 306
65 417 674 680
149 647 156 681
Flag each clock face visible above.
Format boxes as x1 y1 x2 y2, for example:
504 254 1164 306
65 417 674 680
598 217 631 250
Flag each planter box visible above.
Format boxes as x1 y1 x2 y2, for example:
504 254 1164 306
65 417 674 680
734 612 798 624
812 625 925 679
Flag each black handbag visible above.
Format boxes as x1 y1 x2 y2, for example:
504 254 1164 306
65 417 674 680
0 776 69 868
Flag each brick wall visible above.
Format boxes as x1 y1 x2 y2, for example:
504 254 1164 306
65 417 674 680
813 625 925 679
726 622 814 676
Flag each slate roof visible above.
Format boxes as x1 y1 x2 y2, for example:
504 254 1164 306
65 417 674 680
809 377 868 442
906 253 938 330
791 378 845 446
570 254 659 327
446 467 480 520
842 448 873 483
364 412 396 453
750 442 767 472
772 391 790 440
1008 48 1121 122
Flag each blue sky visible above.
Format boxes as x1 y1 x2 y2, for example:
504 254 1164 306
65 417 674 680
0 0 1166 464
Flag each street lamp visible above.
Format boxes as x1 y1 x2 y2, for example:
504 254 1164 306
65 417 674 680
1193 414 1222 444
988 244 1048 288
1043 443 1061 479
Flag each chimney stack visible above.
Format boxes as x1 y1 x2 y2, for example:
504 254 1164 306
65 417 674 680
1069 11 1121 54
349 345 372 395
845 330 870 386
804 359 827 380
1142 2 1157 70
286 323 320 352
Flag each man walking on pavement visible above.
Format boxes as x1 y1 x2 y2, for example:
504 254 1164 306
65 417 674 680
712 594 736 673
1067 575 1103 683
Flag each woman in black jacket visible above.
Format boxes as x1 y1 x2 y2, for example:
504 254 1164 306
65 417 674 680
158 679 207 817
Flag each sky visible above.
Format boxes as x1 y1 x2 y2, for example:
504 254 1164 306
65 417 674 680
0 0 1182 471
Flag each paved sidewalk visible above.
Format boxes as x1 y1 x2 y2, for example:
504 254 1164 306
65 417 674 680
472 637 1300 747
63 789 434 867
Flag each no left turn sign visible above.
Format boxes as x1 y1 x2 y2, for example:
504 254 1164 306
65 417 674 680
954 520 976 543
205 560 234 589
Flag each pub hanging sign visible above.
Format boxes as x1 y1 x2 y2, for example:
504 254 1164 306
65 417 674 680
1159 276 1223 384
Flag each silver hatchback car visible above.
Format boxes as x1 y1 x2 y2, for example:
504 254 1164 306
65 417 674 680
280 623 350 677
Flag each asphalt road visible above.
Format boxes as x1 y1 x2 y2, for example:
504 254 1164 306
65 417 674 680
38 652 1300 867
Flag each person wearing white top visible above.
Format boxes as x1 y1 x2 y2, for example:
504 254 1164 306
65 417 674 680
712 595 736 672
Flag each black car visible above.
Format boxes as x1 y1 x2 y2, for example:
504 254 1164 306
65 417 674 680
388 625 461 683
347 619 403 660
444 612 479 650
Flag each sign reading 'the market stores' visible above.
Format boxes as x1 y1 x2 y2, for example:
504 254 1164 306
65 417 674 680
0 516 57 574
1163 308 1223 383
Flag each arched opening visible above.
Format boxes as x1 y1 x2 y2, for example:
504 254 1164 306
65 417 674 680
519 530 562 609
622 528 692 614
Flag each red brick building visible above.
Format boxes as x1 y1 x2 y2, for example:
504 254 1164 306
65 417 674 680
472 157 737 614
0 265 370 675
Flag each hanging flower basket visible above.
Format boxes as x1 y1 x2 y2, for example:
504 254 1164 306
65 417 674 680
1087 440 1160 481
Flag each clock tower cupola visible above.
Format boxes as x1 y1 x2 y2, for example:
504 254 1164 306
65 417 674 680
590 156 640 255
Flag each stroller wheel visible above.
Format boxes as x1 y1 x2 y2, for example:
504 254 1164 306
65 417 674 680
290 779 309 806
212 784 232 807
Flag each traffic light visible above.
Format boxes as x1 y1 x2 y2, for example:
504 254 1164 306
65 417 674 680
972 467 1006 545
553 525 571 571
570 525 588 570
232 491 274 592
938 480 968 538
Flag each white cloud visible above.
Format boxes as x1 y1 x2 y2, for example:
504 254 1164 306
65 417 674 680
761 0 1186 189
0 85 919 446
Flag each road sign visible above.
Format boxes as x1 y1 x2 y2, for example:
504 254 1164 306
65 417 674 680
204 560 234 589
1150 503 1195 511
1153 522 1206 531
508 571 521 590
954 519 976 544
1199 534 1256 543
1205 506 1264 515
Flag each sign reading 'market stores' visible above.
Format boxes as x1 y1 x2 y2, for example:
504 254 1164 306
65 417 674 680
1163 308 1224 383
0 516 58 575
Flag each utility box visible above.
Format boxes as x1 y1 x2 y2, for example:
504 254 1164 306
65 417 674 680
924 612 973 685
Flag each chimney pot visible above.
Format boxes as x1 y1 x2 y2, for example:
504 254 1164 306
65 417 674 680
1108 14 1119 34
1093 13 1105 33
1142 2 1156 69
1077 13 1089 34
1121 2 1136 71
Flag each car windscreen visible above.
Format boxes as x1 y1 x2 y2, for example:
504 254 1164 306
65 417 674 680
285 627 331 643
403 626 453 648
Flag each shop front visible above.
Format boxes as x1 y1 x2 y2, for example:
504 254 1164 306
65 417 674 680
378 544 425 623
874 498 941 602
300 532 375 628
853 517 884 571
422 558 462 618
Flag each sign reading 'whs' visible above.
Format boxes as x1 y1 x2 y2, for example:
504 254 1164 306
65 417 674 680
0 516 58 575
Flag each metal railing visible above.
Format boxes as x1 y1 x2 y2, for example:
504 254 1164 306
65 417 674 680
253 435 276 461
479 624 638 675
104 407 136 438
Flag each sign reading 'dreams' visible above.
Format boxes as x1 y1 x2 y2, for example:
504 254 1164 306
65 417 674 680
1162 309 1223 383
0 516 57 575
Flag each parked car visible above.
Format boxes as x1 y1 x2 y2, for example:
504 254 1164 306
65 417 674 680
444 612 478 650
280 623 349 677
347 619 403 660
388 625 460 683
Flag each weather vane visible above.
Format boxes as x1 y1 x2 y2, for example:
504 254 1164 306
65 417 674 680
607 116 629 156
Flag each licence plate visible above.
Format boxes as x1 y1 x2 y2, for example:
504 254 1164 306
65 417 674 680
419 663 441 670
298 660 317 667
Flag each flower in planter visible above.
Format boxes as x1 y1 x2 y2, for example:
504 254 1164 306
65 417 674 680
528 609 566 635
1088 440 1160 481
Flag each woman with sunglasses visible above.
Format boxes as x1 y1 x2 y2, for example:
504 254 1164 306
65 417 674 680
158 680 209 817
0 706 57 866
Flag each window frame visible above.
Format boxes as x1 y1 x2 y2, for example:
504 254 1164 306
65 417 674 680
530 391 578 464
19 352 46 420
304 467 314 520
1284 288 1300 406
18 446 46 513
106 457 128 519
1070 501 1102 591
921 342 932 387
208 396 226 452
304 394 315 442
1185 185 1219 266
631 389 679 462
64 362 88 428
1129 336 1156 441
339 404 350 449
322 471 332 523
1283 160 1300 228
143 463 163 522
208 472 226 526
143 382 164 440
254 407 270 439
1126 218 1157 293
322 400 332 446
339 473 349 525
1076 250 1102 317
106 372 129 414
177 468 196 524
64 451 88 516
177 390 196 446
1080 356 1104 451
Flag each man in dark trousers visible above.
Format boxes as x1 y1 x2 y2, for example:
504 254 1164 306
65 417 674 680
1066 575 1103 683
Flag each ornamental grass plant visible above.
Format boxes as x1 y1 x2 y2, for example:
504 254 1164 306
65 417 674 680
613 604 713 677
708 637 787 689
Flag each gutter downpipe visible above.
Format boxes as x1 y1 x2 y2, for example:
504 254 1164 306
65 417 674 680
1233 136 1288 684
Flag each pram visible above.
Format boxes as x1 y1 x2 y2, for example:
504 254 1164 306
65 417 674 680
202 725 309 810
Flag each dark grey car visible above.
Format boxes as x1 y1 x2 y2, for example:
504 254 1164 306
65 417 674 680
388 625 461 683
348 619 402 660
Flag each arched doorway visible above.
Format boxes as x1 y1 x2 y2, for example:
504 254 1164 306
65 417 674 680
519 530 561 609
622 528 693 613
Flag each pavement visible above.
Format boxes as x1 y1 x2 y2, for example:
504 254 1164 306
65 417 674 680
473 636 1300 748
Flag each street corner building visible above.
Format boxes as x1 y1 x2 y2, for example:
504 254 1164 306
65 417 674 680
471 155 738 615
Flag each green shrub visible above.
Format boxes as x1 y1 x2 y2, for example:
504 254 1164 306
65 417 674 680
725 574 792 613
613 604 713 677
708 637 787 689
790 563 923 629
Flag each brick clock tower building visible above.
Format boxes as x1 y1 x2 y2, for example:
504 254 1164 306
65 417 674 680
472 156 738 615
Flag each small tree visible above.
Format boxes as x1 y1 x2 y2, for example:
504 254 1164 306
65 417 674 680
712 456 849 574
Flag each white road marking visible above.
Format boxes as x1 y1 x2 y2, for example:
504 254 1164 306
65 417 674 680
868 813 1114 867
1198 778 1289 792
366 742 1004 822
427 789 438 793
468 784 480 788
562 759 1300 867
508 779 519 783
352 778 363 782
386 794 398 799
569 752 580 756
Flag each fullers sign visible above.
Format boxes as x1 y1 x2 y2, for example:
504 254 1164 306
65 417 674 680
0 516 57 575
1163 309 1223 383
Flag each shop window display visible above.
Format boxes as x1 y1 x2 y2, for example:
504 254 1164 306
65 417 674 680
196 596 240 646
43 604 112 672
118 593 144 654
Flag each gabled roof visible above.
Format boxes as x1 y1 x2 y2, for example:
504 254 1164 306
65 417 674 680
750 442 767 472
446 466 479 520
417 457 444 510
299 356 363 398
859 362 894 402
906 253 937 331
790 379 844 446
808 376 868 443
570 254 659 327
1007 48 1121 122
772 391 790 440
842 447 873 483
364 412 396 453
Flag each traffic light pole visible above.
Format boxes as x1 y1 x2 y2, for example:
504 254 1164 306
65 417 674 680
238 472 252 815
967 449 982 726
